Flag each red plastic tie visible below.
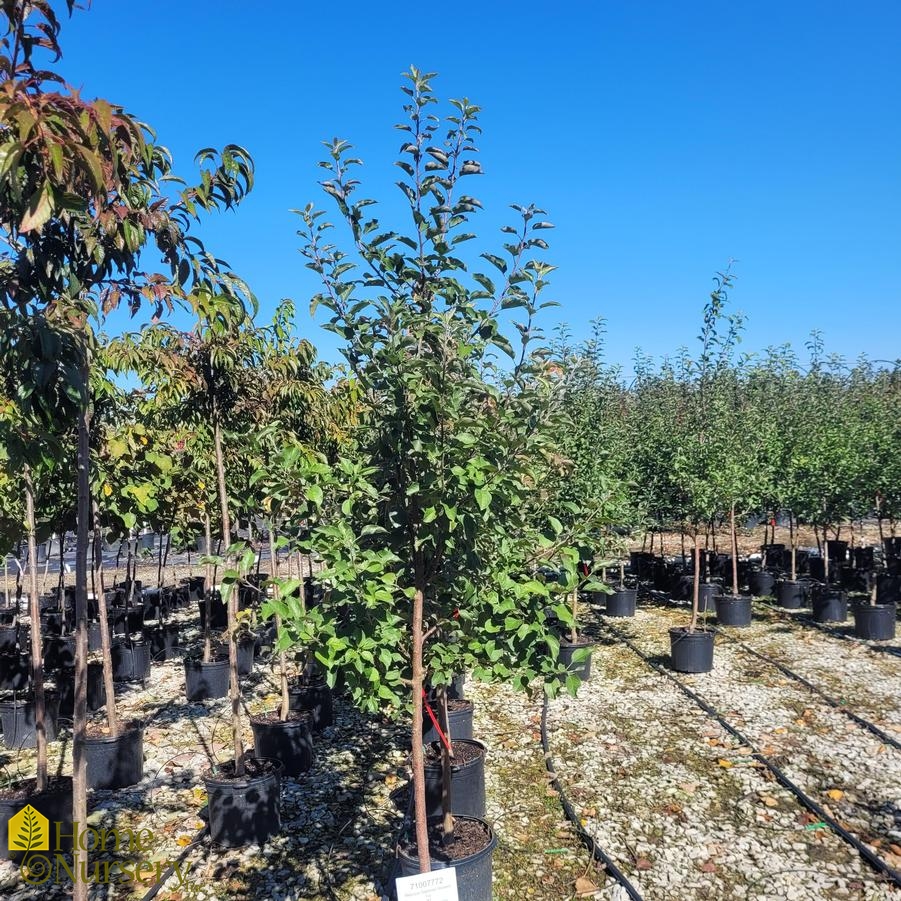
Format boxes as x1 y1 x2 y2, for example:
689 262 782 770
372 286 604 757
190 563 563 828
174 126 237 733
421 687 453 753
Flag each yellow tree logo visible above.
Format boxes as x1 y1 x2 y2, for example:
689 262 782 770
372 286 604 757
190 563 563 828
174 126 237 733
8 805 49 852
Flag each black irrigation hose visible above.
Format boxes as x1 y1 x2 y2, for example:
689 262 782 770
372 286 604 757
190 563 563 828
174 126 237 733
714 628 901 754
603 620 901 891
539 692 645 901
140 823 209 901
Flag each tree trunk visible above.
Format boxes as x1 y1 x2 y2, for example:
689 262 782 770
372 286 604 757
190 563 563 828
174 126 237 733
823 534 830 587
24 470 48 791
438 685 455 844
790 512 797 582
268 525 290 721
203 512 213 664
411 573 430 872
570 586 578 645
213 419 243 775
92 502 118 737
72 393 91 901
730 502 739 597
689 532 701 632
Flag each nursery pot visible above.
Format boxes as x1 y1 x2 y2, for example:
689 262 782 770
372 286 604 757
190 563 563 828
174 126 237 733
698 582 720 613
397 816 498 901
605 587 637 618
0 652 30 692
250 711 314 776
424 739 486 818
198 595 228 631
852 603 896 641
747 570 776 598
423 698 474 745
556 638 593 682
0 624 17 653
715 594 752 627
203 758 282 848
826 539 849 563
669 627 714 674
876 574 901 605
88 620 104 652
776 579 806 610
236 634 256 676
111 640 151 682
0 777 72 861
109 605 145 636
184 657 229 701
43 635 75 671
145 622 180 661
79 722 144 790
0 695 58 750
288 679 334 732
812 589 848 623
57 661 106 716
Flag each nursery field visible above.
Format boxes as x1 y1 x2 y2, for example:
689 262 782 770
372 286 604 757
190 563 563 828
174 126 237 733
3 552 901 901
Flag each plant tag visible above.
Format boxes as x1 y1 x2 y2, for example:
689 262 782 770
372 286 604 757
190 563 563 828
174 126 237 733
396 866 459 901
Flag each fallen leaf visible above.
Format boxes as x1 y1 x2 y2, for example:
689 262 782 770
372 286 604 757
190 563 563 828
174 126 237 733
176 835 193 847
679 781 699 794
718 759 733 768
826 789 844 801
575 876 598 894
635 858 653 870
700 861 717 873
760 795 779 808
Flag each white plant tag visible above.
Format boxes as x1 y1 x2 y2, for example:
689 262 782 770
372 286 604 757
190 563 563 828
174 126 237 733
395 866 459 901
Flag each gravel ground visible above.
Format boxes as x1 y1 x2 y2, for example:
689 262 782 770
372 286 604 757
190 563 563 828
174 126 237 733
0 591 594 901
541 599 901 900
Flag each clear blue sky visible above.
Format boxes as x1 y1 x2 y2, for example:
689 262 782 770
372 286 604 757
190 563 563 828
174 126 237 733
58 0 900 370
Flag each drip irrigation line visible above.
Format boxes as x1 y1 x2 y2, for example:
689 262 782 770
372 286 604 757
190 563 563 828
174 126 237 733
140 823 208 901
714 629 901 754
603 620 901 891
539 692 645 901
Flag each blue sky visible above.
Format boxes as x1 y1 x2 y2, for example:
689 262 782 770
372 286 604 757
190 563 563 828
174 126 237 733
58 0 900 370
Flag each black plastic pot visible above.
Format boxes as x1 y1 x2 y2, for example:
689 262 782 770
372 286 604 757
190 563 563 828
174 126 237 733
0 625 17 653
184 657 229 701
397 816 498 901
669 627 714 673
112 640 151 682
853 603 896 641
43 635 75 671
0 696 58 749
605 587 637 618
0 652 30 691
0 777 72 861
79 723 144 790
88 620 104 652
698 582 719 613
203 758 282 848
826 539 849 563
423 698 474 745
424 739 486 818
236 634 256 676
109 605 145 636
557 638 593 682
747 570 776 597
288 680 334 731
716 594 752 627
812 589 848 623
250 712 314 776
198 595 228 631
776 580 806 609
145 622 180 661
57 661 106 716
876 574 901 605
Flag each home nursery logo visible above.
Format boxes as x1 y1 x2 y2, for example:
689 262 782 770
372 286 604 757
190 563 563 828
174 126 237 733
8 805 49 852
8 815 195 889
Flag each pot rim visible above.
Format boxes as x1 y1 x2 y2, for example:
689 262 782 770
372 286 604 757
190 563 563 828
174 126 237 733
422 738 487 772
202 756 283 789
78 722 144 745
249 710 313 728
397 814 498 866
184 656 229 668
